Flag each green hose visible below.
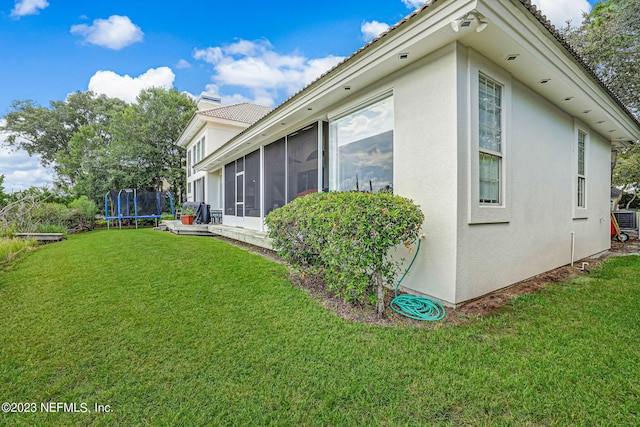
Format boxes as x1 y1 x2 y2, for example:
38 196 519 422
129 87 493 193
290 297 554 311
390 240 446 321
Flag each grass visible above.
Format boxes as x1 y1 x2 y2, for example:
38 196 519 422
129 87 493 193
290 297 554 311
0 229 638 426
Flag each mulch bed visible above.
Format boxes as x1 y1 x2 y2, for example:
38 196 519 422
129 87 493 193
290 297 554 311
215 235 638 327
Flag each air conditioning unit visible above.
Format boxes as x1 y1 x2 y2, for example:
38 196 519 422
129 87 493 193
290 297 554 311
613 210 637 230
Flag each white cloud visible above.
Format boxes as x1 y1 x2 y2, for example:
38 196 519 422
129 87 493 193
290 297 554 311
531 0 591 27
88 67 175 103
0 122 55 192
70 15 144 50
361 20 390 42
175 59 191 69
193 39 345 107
401 0 425 9
193 47 223 64
10 0 49 18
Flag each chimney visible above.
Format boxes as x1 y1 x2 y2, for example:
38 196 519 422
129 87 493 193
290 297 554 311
196 92 222 110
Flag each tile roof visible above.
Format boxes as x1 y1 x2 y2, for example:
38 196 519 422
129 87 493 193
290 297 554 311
198 102 272 125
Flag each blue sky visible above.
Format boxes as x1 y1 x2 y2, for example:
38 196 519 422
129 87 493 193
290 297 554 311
0 0 598 192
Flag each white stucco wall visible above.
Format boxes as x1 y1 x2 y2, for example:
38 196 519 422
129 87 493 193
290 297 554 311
206 126 243 154
187 123 246 205
453 49 612 304
198 41 614 307
320 43 461 304
391 44 460 304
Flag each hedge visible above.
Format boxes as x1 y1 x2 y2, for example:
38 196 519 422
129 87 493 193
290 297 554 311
265 191 424 315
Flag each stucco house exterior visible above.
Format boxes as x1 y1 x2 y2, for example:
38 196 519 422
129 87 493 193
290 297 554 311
178 94 272 209
176 0 640 307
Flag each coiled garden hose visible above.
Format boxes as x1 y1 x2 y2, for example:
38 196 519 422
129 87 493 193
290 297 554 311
390 239 446 321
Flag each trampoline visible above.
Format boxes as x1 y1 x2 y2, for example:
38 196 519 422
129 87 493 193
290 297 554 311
105 189 174 229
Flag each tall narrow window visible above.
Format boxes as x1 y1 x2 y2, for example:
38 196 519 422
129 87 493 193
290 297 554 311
195 177 204 202
478 74 502 204
187 149 192 177
577 130 586 208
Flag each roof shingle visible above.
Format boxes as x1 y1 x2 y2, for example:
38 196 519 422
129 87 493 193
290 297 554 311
198 103 272 125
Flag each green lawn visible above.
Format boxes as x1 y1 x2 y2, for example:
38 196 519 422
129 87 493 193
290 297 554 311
0 229 638 426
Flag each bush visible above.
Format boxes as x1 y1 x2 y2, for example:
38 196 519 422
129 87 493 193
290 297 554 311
35 223 67 234
32 203 70 227
68 196 97 230
265 192 424 315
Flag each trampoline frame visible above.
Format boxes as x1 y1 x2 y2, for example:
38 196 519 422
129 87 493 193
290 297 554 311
104 189 174 229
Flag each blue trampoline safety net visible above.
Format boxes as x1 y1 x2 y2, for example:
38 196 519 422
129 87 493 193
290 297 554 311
104 190 174 220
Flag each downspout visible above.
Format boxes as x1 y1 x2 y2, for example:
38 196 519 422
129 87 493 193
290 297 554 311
570 231 575 267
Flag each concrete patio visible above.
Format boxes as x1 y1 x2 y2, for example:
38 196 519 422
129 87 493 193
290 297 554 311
160 220 273 250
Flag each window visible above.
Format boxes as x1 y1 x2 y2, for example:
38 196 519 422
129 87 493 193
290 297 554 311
187 149 192 177
195 178 204 202
478 74 502 204
330 95 393 192
577 130 586 209
468 52 511 224
193 137 205 165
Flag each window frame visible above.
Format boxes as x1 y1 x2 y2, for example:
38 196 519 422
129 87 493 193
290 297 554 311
468 51 512 224
187 149 192 178
329 92 394 193
574 122 589 218
478 73 503 205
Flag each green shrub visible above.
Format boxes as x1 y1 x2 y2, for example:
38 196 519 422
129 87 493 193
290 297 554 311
34 223 67 234
68 196 97 230
0 224 17 238
265 191 424 315
32 202 70 227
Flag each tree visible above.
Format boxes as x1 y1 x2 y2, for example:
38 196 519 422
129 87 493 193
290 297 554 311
562 0 640 116
1 92 127 168
1 88 196 203
56 124 117 201
0 175 8 208
108 88 196 198
611 144 640 209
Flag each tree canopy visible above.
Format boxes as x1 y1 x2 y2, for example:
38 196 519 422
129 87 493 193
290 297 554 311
561 0 640 116
561 0 640 205
1 88 196 202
